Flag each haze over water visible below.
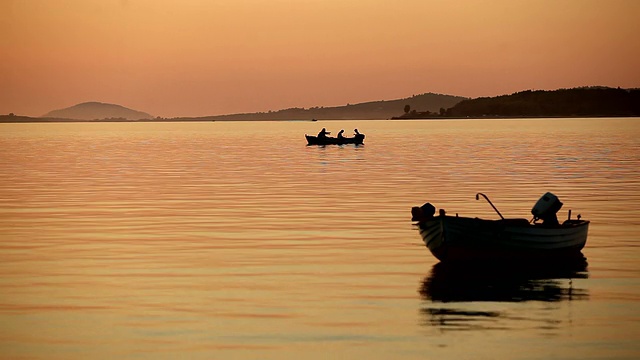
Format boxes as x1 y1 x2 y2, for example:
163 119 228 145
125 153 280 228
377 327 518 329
1 118 639 359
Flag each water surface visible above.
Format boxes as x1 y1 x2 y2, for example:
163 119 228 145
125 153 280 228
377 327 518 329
1 119 639 359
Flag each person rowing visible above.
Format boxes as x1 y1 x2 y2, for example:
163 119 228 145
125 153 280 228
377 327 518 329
317 128 331 139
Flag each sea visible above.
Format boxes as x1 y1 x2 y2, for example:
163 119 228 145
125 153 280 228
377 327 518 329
0 118 639 359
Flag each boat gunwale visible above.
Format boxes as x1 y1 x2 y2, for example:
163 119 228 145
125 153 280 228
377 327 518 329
415 215 589 262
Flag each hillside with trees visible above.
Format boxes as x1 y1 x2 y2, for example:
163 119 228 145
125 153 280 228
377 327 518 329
187 93 467 121
4 87 638 123
3 93 466 122
446 87 640 118
392 87 640 119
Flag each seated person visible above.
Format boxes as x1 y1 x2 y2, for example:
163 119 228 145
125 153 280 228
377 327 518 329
317 128 330 138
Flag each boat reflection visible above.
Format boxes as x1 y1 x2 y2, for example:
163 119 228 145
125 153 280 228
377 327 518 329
421 255 589 303
419 255 589 331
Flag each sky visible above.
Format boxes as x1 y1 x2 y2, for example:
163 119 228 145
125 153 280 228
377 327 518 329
1 0 639 118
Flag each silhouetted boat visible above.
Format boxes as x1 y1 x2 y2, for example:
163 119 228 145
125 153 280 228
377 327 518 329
305 133 365 145
411 192 589 262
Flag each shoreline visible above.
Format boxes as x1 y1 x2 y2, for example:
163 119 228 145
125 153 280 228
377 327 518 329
2 115 639 124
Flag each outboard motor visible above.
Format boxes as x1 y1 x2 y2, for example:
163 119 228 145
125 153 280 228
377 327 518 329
411 202 436 222
531 192 563 226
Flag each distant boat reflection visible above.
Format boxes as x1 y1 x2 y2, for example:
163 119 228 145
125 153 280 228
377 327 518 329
419 255 589 331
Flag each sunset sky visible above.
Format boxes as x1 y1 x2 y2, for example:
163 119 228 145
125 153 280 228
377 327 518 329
1 0 639 118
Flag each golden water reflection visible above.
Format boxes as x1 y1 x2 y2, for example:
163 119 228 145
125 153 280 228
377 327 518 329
420 256 589 331
1 119 639 359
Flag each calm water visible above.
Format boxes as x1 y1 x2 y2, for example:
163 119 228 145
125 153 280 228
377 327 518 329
1 119 639 359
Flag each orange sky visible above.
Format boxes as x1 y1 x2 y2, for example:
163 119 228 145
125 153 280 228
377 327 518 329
1 0 639 118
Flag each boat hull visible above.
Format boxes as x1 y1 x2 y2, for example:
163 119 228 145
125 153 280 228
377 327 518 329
418 216 589 262
305 134 365 145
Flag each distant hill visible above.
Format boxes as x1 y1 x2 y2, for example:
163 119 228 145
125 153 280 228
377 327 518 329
5 87 636 123
446 87 640 118
43 102 153 120
183 93 467 121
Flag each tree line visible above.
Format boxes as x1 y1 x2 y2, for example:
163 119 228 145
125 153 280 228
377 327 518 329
397 87 640 118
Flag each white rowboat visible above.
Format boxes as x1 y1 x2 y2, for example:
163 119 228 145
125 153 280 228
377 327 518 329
412 193 589 262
